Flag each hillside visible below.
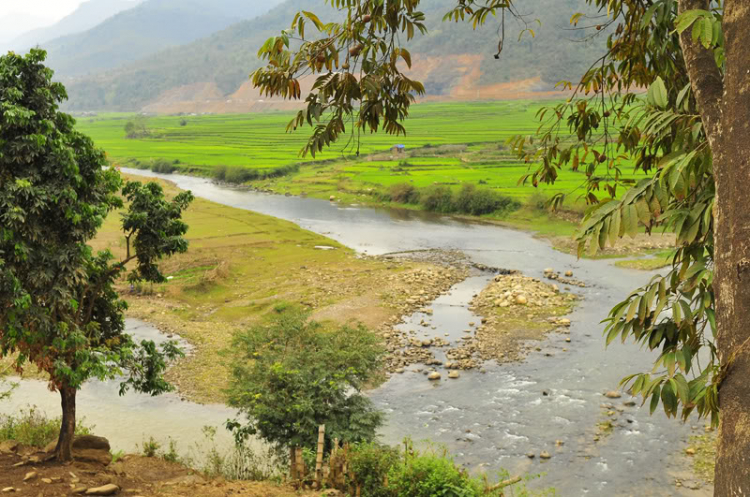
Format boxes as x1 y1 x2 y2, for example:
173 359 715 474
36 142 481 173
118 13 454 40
41 0 285 77
62 0 608 112
7 0 143 53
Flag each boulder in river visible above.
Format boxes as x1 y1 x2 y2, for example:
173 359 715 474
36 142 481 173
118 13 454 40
540 451 552 459
448 371 460 379
605 391 622 399
428 372 441 381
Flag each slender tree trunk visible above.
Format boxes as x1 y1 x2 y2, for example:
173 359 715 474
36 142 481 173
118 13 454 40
712 1 750 494
55 386 77 462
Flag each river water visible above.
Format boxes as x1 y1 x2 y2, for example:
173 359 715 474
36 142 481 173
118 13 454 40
2 169 710 495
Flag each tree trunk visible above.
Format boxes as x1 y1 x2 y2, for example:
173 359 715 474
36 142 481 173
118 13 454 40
55 386 76 462
712 1 750 494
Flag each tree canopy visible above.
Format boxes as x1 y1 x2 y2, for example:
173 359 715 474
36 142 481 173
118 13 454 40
252 0 750 490
0 49 193 461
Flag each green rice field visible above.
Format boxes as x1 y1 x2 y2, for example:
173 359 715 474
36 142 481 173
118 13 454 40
76 101 648 205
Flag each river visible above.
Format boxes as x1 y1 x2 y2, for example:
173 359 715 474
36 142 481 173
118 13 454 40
2 169 710 495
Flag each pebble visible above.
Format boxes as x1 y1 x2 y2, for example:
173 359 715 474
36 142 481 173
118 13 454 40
526 452 536 459
23 472 37 482
686 448 696 455
448 371 460 379
540 451 552 459
428 372 441 381
85 484 120 496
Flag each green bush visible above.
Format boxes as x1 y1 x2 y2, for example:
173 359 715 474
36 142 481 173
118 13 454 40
0 406 92 447
388 183 420 204
151 158 177 174
213 165 229 181
419 185 455 213
226 309 385 452
348 442 401 497
388 450 486 497
454 184 520 216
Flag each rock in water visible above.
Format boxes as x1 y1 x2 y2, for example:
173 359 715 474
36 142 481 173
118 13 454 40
448 371 460 379
540 451 552 459
85 484 120 496
428 372 441 381
604 391 622 399
565 270 574 277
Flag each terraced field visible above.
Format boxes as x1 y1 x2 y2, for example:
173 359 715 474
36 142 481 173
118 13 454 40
77 101 647 204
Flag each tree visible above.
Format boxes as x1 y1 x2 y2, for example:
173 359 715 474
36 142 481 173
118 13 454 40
0 49 194 462
124 115 150 139
226 309 384 459
251 0 749 491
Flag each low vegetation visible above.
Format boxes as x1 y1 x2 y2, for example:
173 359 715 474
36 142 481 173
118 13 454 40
0 407 92 448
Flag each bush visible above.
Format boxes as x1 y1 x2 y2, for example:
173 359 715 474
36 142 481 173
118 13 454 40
213 165 228 181
151 158 177 174
0 406 92 447
348 443 401 497
419 185 454 213
388 450 487 497
226 309 385 452
388 183 420 204
454 184 520 216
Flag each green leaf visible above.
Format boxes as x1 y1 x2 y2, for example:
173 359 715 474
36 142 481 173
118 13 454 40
648 77 668 109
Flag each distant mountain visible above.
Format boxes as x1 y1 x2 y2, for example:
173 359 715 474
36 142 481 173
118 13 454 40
63 0 608 112
40 0 285 77
0 12 54 49
8 0 144 53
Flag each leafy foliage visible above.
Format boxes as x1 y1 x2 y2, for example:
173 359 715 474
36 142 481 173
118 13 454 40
253 0 726 427
0 49 193 457
226 308 385 452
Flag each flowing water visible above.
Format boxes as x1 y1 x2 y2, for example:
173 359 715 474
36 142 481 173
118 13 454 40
2 169 710 495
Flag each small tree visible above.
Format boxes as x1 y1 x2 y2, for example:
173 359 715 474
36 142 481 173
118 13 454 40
226 309 384 458
0 49 193 461
124 115 150 139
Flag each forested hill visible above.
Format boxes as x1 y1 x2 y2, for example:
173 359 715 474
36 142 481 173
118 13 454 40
63 0 608 111
41 0 284 77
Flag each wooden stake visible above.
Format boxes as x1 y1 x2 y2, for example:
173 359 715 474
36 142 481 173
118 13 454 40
290 446 297 480
314 424 326 489
296 447 304 482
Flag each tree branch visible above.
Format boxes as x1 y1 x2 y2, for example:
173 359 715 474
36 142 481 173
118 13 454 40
677 0 724 148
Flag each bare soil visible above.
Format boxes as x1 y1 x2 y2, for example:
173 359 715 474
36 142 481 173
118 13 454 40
0 448 315 497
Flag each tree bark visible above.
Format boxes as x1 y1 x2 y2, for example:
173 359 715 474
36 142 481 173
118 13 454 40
55 386 76 462
711 1 750 494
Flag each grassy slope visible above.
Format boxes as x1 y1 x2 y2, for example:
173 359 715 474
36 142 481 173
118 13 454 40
91 174 445 402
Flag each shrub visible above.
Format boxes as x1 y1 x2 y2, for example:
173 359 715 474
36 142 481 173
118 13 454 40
213 165 228 181
348 442 401 497
420 185 455 213
388 449 487 497
389 183 420 204
151 158 177 174
226 309 385 453
0 406 92 447
141 436 161 457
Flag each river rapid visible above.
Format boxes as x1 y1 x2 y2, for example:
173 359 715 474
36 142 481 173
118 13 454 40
2 169 710 495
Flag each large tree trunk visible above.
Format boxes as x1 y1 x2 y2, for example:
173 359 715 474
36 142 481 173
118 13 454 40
678 0 750 493
55 386 77 462
712 1 750 494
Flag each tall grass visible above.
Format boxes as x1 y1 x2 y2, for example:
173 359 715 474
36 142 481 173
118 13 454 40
0 406 92 447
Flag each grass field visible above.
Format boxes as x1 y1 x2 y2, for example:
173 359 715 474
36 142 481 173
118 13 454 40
76 101 657 242
77 101 648 201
